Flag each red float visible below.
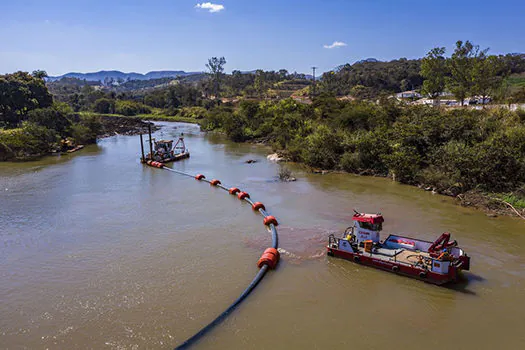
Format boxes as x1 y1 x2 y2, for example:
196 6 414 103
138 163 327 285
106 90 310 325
257 248 280 269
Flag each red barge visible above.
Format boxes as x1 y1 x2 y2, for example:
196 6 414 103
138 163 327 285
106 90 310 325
327 211 470 285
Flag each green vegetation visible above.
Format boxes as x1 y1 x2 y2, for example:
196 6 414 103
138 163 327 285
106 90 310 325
507 74 525 89
200 96 525 198
0 71 102 160
318 45 525 102
498 192 525 210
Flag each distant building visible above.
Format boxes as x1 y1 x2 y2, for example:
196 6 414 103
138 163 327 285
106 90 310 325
396 90 422 99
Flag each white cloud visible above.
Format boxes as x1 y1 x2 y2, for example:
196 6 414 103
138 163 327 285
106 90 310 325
195 2 225 13
323 41 347 49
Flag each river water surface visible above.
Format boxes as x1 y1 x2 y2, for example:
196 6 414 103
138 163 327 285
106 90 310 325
1 122 524 349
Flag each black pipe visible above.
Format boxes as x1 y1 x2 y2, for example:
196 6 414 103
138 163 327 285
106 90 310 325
152 165 279 349
175 265 269 349
148 123 153 160
139 133 145 161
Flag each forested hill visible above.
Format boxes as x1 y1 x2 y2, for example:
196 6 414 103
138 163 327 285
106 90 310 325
320 53 525 99
47 70 202 82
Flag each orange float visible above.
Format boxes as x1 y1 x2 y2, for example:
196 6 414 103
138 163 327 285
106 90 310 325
252 202 265 211
229 187 240 195
237 192 250 200
263 215 278 226
257 248 280 269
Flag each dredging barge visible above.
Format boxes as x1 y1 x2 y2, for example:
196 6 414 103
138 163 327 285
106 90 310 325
327 211 470 285
139 124 190 164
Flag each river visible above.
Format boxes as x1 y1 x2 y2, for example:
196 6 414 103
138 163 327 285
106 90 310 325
1 122 524 349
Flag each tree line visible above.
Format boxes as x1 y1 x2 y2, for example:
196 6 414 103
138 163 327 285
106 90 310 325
317 42 525 103
0 71 101 160
420 41 524 105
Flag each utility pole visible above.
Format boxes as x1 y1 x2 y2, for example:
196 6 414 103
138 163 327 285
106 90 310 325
311 66 317 97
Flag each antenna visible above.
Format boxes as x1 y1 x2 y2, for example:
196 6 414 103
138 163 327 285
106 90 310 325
311 66 318 97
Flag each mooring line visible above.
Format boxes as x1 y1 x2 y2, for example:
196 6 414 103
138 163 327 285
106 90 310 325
144 161 280 348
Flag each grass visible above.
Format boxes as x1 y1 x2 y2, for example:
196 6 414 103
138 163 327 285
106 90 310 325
494 193 525 209
501 194 525 209
134 113 202 125
77 111 121 118
77 109 203 125
508 73 525 88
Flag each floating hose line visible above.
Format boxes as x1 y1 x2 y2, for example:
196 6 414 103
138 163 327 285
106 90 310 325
144 161 280 349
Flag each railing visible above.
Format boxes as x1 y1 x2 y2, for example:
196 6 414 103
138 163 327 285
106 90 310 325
328 234 339 249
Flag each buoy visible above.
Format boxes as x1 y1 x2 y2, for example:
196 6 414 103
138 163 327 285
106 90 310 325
252 202 266 211
257 248 280 269
229 187 240 195
237 191 250 200
210 179 221 186
195 174 206 180
263 215 278 226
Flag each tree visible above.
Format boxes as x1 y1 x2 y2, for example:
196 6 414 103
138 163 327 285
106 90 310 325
446 40 486 106
0 71 53 127
320 71 339 95
32 70 48 80
254 70 268 98
205 57 227 99
472 55 503 105
27 104 71 135
420 47 447 105
93 98 116 114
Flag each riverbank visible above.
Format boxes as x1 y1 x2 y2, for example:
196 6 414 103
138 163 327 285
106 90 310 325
0 115 155 161
78 110 203 126
267 151 525 219
305 166 525 218
197 98 525 219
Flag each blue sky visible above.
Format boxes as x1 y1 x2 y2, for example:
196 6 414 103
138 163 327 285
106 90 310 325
1 0 524 76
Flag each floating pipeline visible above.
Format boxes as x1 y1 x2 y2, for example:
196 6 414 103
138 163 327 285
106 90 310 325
143 161 280 349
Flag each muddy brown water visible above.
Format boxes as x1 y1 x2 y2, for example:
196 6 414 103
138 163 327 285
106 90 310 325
1 122 524 349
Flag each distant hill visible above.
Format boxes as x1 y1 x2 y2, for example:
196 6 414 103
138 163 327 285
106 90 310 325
47 70 202 82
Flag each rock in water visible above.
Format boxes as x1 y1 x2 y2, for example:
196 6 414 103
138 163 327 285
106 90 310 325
267 153 284 162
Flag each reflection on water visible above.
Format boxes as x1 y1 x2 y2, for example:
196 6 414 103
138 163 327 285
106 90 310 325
1 122 525 349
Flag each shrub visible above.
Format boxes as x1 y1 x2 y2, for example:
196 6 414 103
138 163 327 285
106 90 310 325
69 123 92 144
93 98 116 114
340 151 361 172
223 113 247 142
27 106 71 136
382 145 422 183
302 125 343 169
179 106 207 119
115 100 151 116
70 114 102 144
278 167 293 181
0 122 58 158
